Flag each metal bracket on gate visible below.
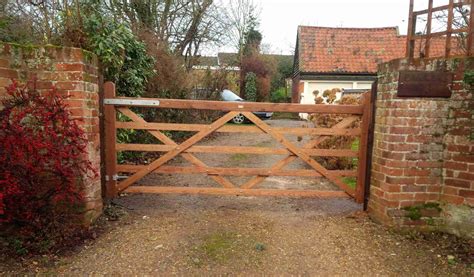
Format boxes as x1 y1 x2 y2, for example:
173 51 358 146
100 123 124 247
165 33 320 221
105 174 119 181
104 99 160 106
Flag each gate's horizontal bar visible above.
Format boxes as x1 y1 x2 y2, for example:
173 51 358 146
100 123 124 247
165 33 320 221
106 97 364 114
115 121 361 136
116 164 358 177
104 99 160 106
124 186 350 198
116 144 359 157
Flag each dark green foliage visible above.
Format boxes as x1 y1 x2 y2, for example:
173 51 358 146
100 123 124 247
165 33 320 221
243 29 262 55
270 56 293 93
81 7 155 97
404 206 422 220
270 87 289 103
245 72 257 101
463 70 474 87
403 203 442 221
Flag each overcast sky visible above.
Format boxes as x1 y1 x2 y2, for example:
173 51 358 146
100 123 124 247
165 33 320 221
216 0 447 55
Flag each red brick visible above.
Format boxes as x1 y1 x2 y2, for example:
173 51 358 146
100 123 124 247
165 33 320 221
385 192 414 201
406 152 430 160
452 154 474 163
427 186 442 193
0 68 18 78
445 170 455 178
416 161 442 168
414 193 439 201
381 151 405 160
384 135 406 143
445 178 471 188
67 72 84 81
386 143 419 152
444 161 468 171
404 169 431 176
371 171 385 182
443 186 459 195
66 91 88 99
450 82 464 90
372 187 385 197
449 127 470 136
390 110 422 118
458 172 474 181
384 160 416 168
386 118 408 126
380 183 402 192
406 135 441 143
402 185 426 192
33 81 54 89
390 126 420 135
55 63 85 71
380 166 405 176
399 200 426 208
0 59 9 67
459 190 474 198
439 194 464 205
56 81 84 90
386 176 416 185
64 100 86 108
70 48 85 61
415 177 440 185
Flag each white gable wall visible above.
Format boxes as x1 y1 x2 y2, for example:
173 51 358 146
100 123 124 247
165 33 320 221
298 79 373 119
299 80 373 104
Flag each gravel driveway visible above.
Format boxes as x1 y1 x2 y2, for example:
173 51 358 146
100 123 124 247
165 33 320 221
1 119 472 275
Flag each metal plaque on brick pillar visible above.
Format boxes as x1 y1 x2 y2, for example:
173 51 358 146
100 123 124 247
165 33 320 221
397 70 453 98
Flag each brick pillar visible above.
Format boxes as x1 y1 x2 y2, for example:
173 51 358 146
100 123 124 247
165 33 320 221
0 43 102 224
368 57 473 238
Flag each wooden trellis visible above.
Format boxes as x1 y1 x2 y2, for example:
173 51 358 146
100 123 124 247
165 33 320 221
406 0 474 58
103 82 373 203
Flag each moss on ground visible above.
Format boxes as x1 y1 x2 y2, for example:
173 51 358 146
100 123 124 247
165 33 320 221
190 231 264 267
230 153 248 162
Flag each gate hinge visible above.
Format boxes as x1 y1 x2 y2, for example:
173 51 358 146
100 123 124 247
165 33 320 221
105 174 119 181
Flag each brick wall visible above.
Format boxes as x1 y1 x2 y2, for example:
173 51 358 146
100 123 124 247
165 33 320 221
0 42 102 225
369 57 473 238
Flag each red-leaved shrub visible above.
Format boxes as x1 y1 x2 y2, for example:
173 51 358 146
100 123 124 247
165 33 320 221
0 81 96 252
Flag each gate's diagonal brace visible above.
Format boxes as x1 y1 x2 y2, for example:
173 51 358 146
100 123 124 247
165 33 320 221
117 108 236 189
241 112 355 196
116 111 239 191
241 116 359 190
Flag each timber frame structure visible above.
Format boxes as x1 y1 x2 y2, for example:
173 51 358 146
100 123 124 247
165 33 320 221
103 82 374 203
406 0 473 58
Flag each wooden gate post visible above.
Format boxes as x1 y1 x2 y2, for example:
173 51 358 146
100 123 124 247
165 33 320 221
103 82 118 198
355 92 372 203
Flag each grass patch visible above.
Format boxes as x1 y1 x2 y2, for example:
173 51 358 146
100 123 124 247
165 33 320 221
190 231 264 267
197 232 237 263
342 138 360 189
230 153 248 162
342 177 357 189
351 138 360 151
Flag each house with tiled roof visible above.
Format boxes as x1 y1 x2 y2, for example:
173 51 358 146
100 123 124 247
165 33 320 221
292 26 412 103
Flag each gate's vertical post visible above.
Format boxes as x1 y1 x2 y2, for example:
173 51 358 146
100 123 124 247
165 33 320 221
355 92 371 203
104 82 118 198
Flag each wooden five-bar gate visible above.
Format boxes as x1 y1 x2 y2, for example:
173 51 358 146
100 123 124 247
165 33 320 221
103 82 373 203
